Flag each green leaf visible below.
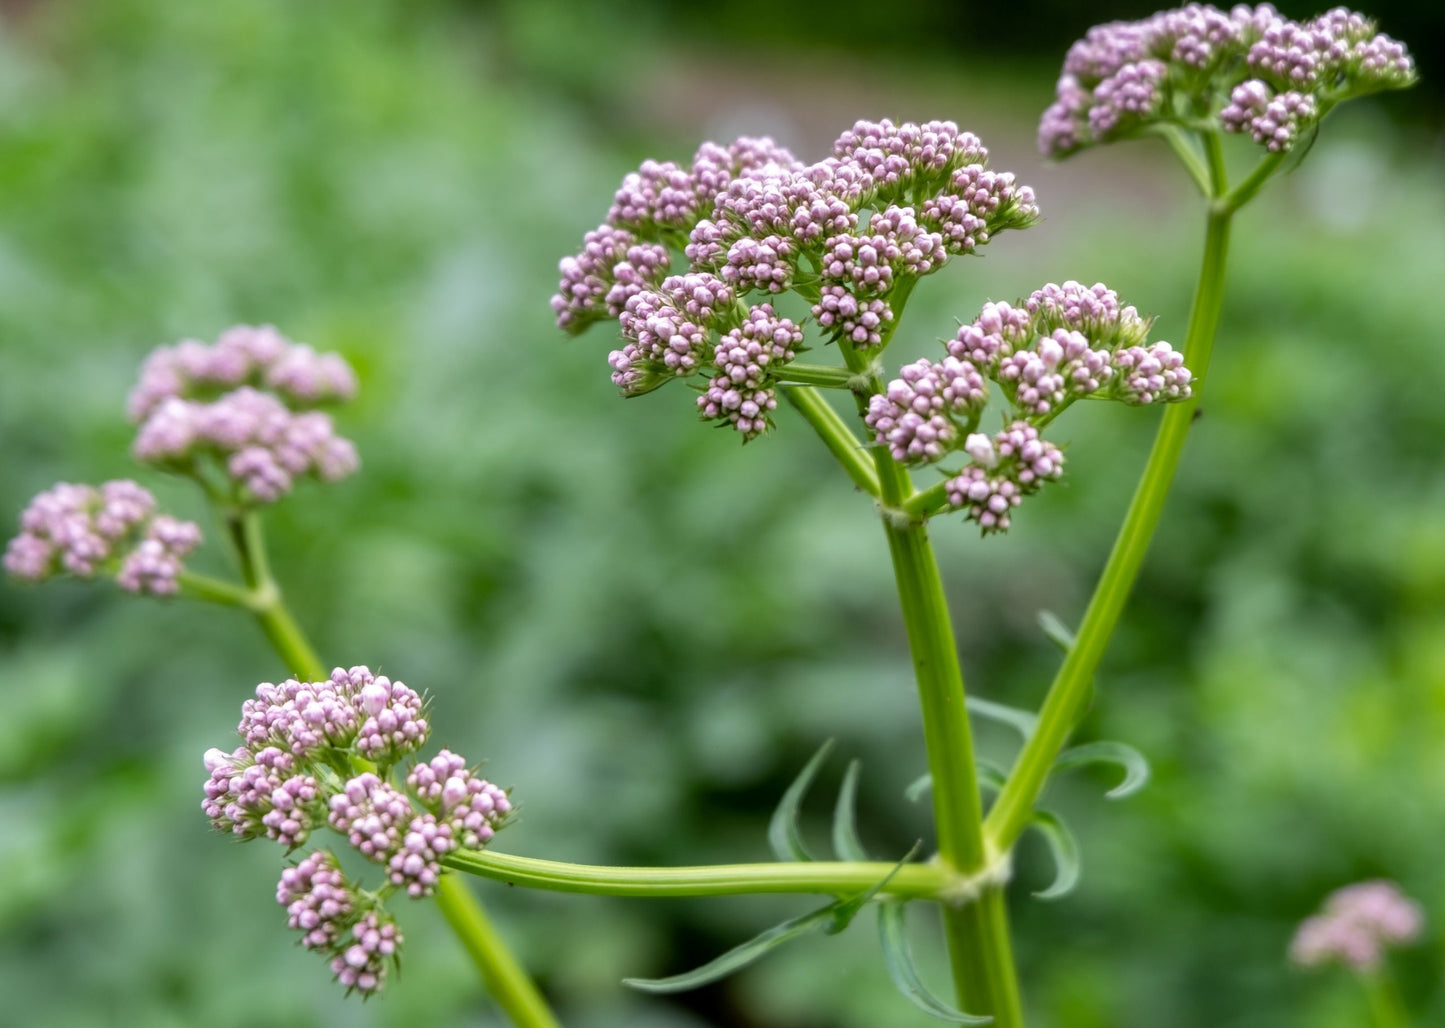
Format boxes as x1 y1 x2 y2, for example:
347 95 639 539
1030 809 1081 901
828 841 922 933
965 696 1038 740
1053 741 1151 800
769 739 834 862
878 902 993 1024
623 903 837 994
906 758 1007 805
1036 610 1076 652
832 759 868 861
905 771 932 804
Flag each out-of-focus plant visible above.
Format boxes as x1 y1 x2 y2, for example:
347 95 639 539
2 3 1420 1027
1292 881 1424 1026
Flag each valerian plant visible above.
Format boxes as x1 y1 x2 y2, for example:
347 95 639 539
2 4 1417 1026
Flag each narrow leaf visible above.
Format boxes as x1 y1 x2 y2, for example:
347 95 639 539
1030 809 1081 901
975 757 1008 797
1036 610 1076 652
878 903 993 1024
832 759 868 861
905 771 932 804
965 696 1039 740
623 904 836 994
906 758 1007 805
1053 741 1151 800
829 841 922 933
769 739 834 862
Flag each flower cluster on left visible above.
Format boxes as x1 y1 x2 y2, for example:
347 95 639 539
4 324 360 597
204 665 513 996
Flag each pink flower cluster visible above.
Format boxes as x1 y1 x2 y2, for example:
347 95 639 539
552 119 1039 440
4 480 201 596
1040 5 1415 157
698 304 804 439
946 424 1066 534
867 281 1191 532
276 852 404 996
203 666 511 996
128 324 356 421
130 326 360 505
1290 880 1424 973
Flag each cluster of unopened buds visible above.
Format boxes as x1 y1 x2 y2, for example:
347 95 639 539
5 325 362 598
868 280 1190 532
552 118 1040 440
1040 4 1415 157
1290 880 1423 973
4 480 201 595
130 324 360 504
202 666 512 995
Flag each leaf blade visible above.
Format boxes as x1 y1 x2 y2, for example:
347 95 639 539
832 759 868 862
877 903 993 1024
1053 741 1151 800
768 739 834 862
1030 809 1081 901
622 904 837 994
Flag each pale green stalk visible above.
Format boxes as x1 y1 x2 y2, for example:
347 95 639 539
444 849 958 901
209 509 561 1028
985 140 1282 854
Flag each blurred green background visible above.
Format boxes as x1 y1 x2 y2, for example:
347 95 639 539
1 1 1442 1025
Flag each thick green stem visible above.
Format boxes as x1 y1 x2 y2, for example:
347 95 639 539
435 876 561 1028
803 288 1025 1023
985 203 1234 855
884 516 1023 1024
444 849 958 901
226 510 559 1028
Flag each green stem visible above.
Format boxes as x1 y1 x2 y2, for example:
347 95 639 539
781 386 881 496
884 516 1023 1024
1362 969 1411 1028
226 510 559 1028
802 287 1025 1023
985 203 1234 855
903 479 951 519
1152 124 1212 196
435 876 561 1028
776 362 857 390
443 849 958 901
175 570 254 609
1219 150 1286 214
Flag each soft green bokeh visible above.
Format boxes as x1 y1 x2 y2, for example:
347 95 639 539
1 2 1441 1026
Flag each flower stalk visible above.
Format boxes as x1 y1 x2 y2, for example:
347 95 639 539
223 510 560 1028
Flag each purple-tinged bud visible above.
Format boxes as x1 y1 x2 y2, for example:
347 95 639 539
330 910 402 996
945 421 1064 534
5 480 201 595
1291 880 1423 973
277 850 357 952
1111 341 1192 403
811 285 892 348
865 357 988 464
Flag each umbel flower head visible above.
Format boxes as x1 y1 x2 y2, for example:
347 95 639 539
1040 4 1415 157
869 281 1193 533
552 120 1040 440
1290 880 1424 973
129 325 360 505
4 480 201 595
203 666 512 996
